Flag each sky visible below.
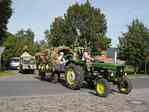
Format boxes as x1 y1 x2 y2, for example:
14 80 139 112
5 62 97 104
8 0 149 47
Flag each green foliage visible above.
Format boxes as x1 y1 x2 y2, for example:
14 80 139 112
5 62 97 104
97 35 111 50
3 29 40 63
2 32 16 61
39 40 49 50
48 17 66 47
47 1 111 49
91 47 101 56
0 71 16 77
44 30 49 41
124 65 135 75
118 19 149 71
0 0 12 45
14 29 40 56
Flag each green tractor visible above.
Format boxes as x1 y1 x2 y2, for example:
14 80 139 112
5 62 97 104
64 59 132 97
36 46 132 97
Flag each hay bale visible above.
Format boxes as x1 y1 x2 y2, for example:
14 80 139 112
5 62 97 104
49 46 73 65
36 46 73 65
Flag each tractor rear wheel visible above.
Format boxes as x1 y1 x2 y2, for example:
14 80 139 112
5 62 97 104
65 64 84 90
95 79 111 97
118 77 132 94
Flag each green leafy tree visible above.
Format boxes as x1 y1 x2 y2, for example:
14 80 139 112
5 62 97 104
97 35 111 50
118 19 149 72
0 0 12 45
44 30 50 41
32 41 40 54
39 40 48 50
2 29 40 67
48 17 66 47
14 29 39 56
65 0 107 47
47 0 110 49
2 32 16 61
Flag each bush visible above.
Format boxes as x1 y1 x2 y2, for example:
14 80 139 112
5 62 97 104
124 65 135 75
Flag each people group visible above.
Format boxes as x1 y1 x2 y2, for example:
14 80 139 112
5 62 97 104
57 47 94 71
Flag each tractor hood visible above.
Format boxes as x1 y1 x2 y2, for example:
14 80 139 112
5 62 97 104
93 61 124 71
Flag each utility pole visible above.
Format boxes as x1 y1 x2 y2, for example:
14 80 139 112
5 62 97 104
145 60 147 74
114 51 117 64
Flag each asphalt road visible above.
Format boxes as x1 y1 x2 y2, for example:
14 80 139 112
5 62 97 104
131 77 149 89
0 74 148 97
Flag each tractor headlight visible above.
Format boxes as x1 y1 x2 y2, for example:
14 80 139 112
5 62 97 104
124 73 127 76
111 72 114 77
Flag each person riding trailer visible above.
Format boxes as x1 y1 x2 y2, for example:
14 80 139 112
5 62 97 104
49 46 74 73
54 51 67 72
58 52 66 64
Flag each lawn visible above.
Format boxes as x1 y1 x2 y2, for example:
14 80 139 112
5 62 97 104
0 71 16 77
125 65 149 78
128 73 149 79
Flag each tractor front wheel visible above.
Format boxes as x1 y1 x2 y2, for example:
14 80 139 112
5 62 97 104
118 77 132 94
95 79 111 97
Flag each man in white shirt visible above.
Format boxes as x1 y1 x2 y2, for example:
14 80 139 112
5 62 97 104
54 52 66 72
82 49 94 71
82 50 94 62
58 52 66 64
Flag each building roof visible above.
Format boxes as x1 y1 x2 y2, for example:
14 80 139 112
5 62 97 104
95 55 113 63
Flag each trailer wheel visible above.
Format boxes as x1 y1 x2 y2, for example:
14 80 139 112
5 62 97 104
38 70 45 80
118 77 132 94
95 79 111 97
51 73 59 83
65 64 84 90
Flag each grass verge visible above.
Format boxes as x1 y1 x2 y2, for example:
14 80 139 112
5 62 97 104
128 74 149 79
0 71 16 77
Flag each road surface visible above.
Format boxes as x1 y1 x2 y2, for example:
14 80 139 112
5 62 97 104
0 72 148 97
0 72 149 112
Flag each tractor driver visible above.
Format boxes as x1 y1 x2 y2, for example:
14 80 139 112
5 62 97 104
82 48 94 71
